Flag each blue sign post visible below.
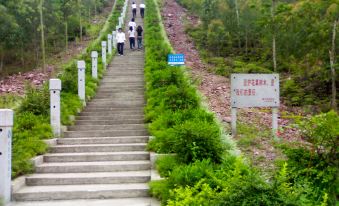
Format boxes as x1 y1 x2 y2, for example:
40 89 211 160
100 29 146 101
168 54 185 66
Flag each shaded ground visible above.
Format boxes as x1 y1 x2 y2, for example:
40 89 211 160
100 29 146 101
0 2 114 95
161 0 303 173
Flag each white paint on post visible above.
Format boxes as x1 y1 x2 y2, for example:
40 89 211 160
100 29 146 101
77 60 86 101
108 34 112 55
101 41 107 69
91 51 98 79
0 109 14 204
231 108 237 137
272 107 278 138
112 31 117 49
49 79 62 137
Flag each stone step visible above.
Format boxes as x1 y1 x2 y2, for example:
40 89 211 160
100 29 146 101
50 143 147 153
68 124 146 131
64 130 148 138
79 109 144 116
76 116 144 121
25 171 151 186
44 151 150 162
77 113 144 118
101 77 144 83
13 183 149 201
57 136 148 145
89 98 145 104
86 101 145 107
82 107 144 112
35 161 151 173
8 198 153 206
104 72 144 76
75 119 145 125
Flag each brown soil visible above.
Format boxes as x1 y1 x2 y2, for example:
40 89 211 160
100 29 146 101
161 0 304 172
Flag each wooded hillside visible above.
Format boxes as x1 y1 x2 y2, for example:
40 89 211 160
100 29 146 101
178 0 338 111
0 0 110 76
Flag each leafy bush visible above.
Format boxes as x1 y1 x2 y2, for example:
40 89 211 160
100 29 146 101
156 155 180 178
12 112 52 177
18 85 50 116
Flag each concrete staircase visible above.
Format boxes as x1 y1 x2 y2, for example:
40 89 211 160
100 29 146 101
10 1 153 205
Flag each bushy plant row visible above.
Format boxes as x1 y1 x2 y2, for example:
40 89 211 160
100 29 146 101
10 0 124 178
144 0 337 205
144 0 233 164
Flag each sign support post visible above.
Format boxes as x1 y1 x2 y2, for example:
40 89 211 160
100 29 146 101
231 108 237 137
0 109 13 204
272 107 278 138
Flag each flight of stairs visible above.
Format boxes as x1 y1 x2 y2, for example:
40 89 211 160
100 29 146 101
11 2 152 204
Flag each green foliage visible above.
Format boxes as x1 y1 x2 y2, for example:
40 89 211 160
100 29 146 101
0 94 23 109
12 112 52 177
156 155 181 178
61 92 83 125
18 85 50 116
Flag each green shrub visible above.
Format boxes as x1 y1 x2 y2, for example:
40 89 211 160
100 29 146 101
156 155 180 177
12 112 52 177
18 85 50 116
281 79 304 106
172 120 224 163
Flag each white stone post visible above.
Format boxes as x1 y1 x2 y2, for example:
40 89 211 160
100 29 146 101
91 51 98 79
108 34 112 55
49 79 61 137
112 31 117 49
77 60 86 101
116 25 120 32
231 107 237 137
119 17 123 28
0 109 14 204
101 41 107 69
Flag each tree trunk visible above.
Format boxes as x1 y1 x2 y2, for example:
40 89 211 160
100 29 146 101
329 19 337 111
245 28 248 56
39 0 46 72
78 0 83 42
271 0 277 72
235 0 241 50
94 0 97 17
65 21 68 51
0 49 4 73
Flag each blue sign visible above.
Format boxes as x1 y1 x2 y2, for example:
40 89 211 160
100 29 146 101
168 54 185 66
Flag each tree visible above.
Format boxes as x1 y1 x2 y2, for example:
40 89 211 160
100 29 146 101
39 0 46 72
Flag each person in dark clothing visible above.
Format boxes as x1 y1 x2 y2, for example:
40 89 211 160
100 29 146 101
136 25 143 49
139 2 145 18
128 26 136 50
132 2 137 18
116 28 126 55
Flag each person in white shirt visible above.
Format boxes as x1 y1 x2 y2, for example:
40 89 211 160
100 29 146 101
139 2 145 18
128 18 136 31
116 28 126 56
132 2 137 18
128 26 136 50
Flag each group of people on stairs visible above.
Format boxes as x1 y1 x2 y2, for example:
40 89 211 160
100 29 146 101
116 1 145 56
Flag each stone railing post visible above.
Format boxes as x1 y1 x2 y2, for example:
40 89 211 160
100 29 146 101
0 109 14 204
112 31 117 49
101 41 107 69
49 79 61 137
108 34 112 55
91 51 98 79
77 60 86 101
